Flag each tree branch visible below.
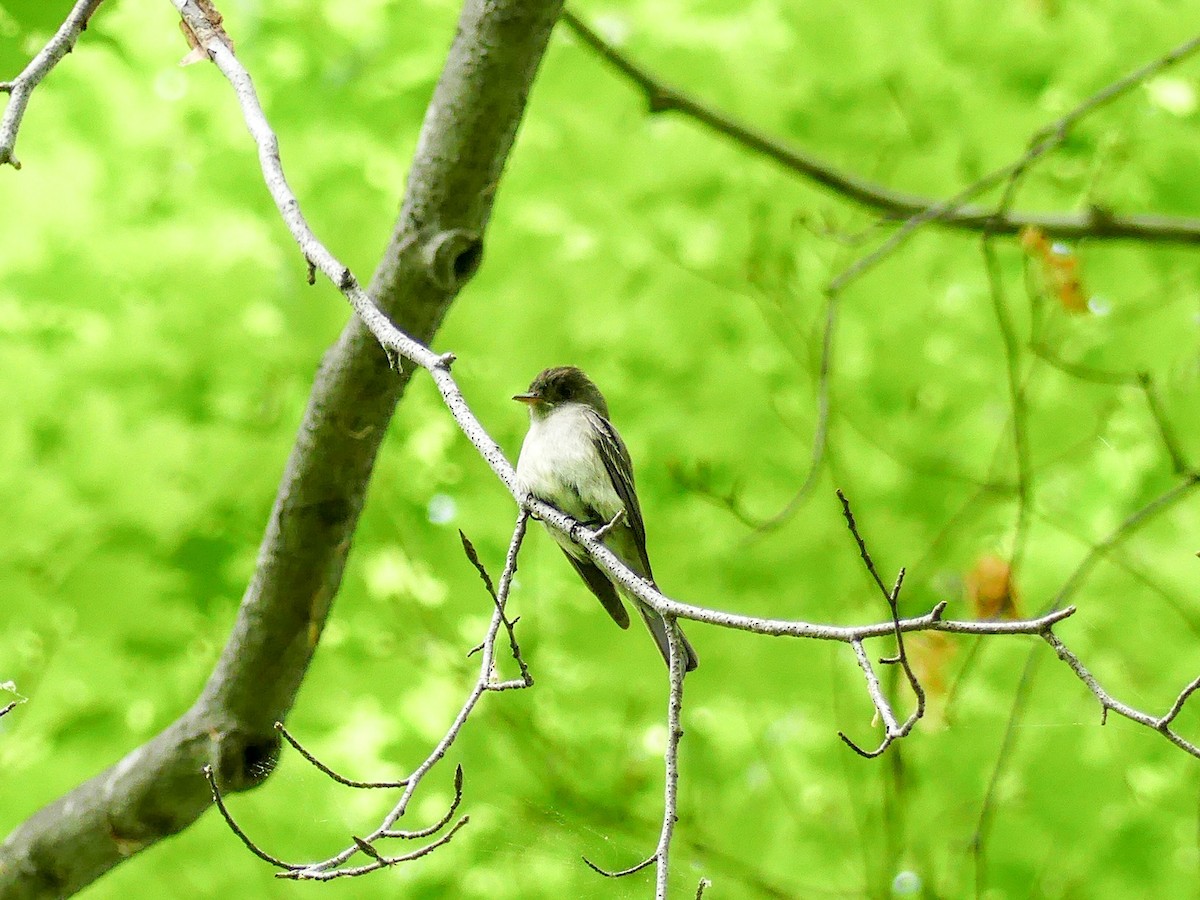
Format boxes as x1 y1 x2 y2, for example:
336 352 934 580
653 617 688 898
0 0 563 894
1041 632 1200 757
270 512 532 880
559 10 1200 246
0 0 104 169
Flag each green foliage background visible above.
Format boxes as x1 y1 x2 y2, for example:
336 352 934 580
3 0 1200 896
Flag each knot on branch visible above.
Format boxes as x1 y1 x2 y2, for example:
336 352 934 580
421 228 484 291
647 89 677 113
213 728 283 791
1087 203 1117 229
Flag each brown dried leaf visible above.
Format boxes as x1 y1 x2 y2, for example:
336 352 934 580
966 554 1022 620
1020 225 1089 314
906 632 957 701
178 0 235 66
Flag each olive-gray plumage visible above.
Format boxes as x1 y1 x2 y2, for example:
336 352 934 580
514 366 698 672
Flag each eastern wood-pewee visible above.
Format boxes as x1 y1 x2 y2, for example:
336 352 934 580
514 366 699 672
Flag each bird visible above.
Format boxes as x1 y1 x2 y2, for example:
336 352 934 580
513 366 699 673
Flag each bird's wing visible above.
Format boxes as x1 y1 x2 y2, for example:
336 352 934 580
559 547 630 629
586 408 654 583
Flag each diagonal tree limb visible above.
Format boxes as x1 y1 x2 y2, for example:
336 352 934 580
560 10 1200 246
0 0 563 896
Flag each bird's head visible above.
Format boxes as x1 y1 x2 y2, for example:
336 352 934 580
513 366 610 420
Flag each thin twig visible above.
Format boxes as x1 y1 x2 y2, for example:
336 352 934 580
1030 342 1139 386
754 296 837 532
201 765 301 871
835 489 892 600
837 568 929 759
882 570 925 730
981 239 1033 577
593 508 626 541
1137 372 1191 474
839 639 900 758
0 0 105 168
1161 676 1200 728
459 530 532 685
559 10 1200 246
274 722 408 789
582 853 657 878
380 765 463 839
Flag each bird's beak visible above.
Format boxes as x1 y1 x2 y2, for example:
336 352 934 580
512 391 541 405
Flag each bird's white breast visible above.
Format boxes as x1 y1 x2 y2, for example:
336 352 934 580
516 403 623 523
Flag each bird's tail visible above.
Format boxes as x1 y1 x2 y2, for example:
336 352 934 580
634 601 699 673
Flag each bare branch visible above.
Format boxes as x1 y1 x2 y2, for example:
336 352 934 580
834 491 932 756
272 512 532 881
581 615 698 897
274 723 408 790
170 0 445 366
654 617 689 898
0 0 105 169
201 752 467 876
380 766 464 840
837 566 928 759
460 530 532 687
278 817 470 881
1042 632 1200 758
1161 677 1200 728
838 639 900 758
582 853 658 878
559 10 1200 247
835 489 893 601
201 765 300 872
